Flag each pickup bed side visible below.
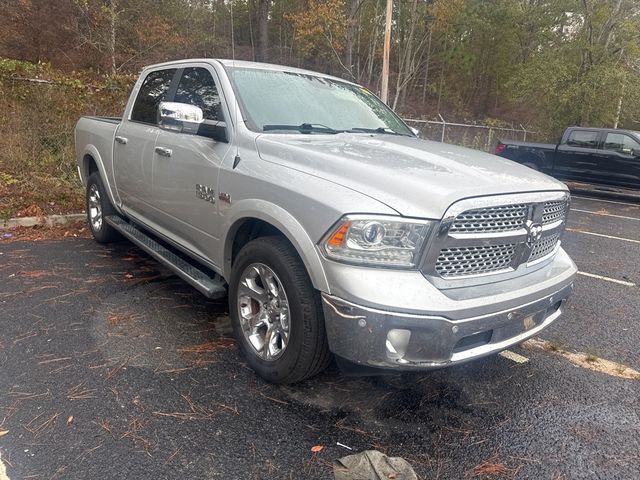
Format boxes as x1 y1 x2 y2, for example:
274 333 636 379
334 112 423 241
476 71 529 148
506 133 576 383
494 140 557 173
75 116 123 212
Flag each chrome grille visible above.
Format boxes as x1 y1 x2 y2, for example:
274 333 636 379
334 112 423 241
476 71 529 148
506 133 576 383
426 192 569 284
529 234 560 262
435 244 516 278
542 201 567 225
449 204 528 233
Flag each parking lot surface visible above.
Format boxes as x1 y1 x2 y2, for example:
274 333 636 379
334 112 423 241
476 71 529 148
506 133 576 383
0 195 638 479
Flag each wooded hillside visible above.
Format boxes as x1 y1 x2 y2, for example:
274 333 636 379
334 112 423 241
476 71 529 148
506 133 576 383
2 0 639 134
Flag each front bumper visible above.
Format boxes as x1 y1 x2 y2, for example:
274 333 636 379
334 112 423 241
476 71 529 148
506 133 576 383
321 250 576 370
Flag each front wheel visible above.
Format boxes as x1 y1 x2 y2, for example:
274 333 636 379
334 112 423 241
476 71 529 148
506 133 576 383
229 236 331 384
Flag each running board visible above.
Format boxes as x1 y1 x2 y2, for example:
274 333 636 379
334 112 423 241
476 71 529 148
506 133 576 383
105 215 227 299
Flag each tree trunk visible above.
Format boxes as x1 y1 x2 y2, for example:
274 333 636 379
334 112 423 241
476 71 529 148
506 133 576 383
613 81 624 129
421 28 432 105
256 0 270 62
392 0 418 110
345 0 361 78
109 0 117 75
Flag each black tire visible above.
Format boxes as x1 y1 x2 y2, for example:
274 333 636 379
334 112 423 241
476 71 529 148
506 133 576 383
86 172 121 243
522 162 540 171
229 236 332 384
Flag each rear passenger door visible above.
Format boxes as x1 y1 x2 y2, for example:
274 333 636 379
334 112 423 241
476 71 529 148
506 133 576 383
599 132 640 189
554 129 602 183
152 65 232 265
113 67 177 223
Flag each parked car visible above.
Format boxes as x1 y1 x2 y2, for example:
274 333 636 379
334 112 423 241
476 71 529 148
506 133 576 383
495 127 640 190
75 59 576 383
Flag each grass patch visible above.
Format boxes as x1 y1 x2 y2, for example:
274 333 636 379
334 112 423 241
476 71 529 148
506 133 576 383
0 59 133 216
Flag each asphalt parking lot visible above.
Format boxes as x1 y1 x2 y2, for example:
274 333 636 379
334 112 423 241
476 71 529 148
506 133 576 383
0 194 638 480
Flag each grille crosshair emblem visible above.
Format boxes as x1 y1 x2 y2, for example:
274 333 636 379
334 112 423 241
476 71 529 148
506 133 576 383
526 220 543 246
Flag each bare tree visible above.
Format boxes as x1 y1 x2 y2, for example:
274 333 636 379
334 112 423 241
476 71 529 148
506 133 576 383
345 0 364 78
256 0 270 61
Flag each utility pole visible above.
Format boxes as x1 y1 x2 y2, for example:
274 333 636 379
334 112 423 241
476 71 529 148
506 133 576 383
381 0 392 104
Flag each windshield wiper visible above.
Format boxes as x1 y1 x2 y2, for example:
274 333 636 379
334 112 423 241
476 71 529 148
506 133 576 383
262 123 342 134
349 127 409 136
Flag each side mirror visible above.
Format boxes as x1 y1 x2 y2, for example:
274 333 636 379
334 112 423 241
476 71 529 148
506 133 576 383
158 101 228 143
158 102 203 135
410 127 420 137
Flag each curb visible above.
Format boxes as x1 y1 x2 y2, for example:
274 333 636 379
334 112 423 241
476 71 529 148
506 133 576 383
1 213 85 229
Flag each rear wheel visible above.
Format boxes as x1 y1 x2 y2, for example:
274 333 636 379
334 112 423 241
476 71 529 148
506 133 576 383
229 236 331 384
86 172 120 243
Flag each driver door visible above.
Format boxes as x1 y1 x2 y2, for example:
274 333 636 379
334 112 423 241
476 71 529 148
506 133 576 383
151 65 232 264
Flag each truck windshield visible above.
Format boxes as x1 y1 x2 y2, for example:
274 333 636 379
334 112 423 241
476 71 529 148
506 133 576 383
227 67 413 136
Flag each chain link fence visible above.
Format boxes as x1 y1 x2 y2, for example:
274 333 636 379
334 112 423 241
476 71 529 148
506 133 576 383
404 116 548 153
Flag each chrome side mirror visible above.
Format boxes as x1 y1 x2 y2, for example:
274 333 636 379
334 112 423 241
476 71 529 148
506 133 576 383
158 102 204 135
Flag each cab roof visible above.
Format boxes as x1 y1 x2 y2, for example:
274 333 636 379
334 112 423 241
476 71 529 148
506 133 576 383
142 58 356 86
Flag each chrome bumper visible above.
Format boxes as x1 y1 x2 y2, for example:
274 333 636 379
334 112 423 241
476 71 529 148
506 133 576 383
321 281 574 370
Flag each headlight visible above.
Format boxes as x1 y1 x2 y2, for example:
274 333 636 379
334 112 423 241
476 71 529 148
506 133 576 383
321 215 434 267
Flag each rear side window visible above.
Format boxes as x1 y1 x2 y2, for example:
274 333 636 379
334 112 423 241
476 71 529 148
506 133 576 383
566 130 599 148
131 69 177 124
174 67 224 121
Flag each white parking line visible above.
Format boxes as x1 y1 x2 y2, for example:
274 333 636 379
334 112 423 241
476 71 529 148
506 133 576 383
572 195 640 207
565 228 640 244
577 271 636 287
0 454 9 480
499 350 529 364
571 208 640 222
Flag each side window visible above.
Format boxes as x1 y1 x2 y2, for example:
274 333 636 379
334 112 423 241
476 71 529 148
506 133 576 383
604 133 624 151
622 135 640 154
130 69 177 124
604 133 640 155
173 67 224 122
566 130 599 148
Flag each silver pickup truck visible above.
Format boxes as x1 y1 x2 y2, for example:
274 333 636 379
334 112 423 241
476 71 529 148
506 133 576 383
75 59 576 383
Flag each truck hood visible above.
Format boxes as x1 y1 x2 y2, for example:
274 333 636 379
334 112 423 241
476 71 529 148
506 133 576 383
255 133 567 219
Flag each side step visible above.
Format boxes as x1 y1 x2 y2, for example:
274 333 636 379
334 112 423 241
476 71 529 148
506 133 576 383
105 215 227 299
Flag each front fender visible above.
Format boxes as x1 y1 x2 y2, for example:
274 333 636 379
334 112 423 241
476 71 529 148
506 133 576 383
221 199 330 293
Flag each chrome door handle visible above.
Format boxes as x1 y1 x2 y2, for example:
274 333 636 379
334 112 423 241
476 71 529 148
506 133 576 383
155 146 172 157
115 136 128 145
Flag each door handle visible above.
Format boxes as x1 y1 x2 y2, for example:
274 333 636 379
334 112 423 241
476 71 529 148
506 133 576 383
115 136 128 145
155 146 172 157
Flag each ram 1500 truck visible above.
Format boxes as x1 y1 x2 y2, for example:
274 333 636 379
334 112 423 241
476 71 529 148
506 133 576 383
496 126 640 190
75 59 576 383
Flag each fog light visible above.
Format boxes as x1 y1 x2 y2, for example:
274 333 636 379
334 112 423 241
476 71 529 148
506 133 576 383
386 329 411 359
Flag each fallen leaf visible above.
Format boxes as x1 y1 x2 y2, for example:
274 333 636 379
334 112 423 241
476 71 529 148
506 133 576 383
124 272 134 279
311 445 323 453
67 416 74 425
0 430 8 437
